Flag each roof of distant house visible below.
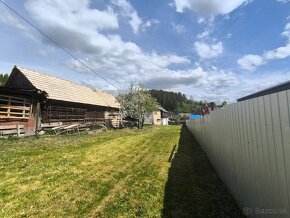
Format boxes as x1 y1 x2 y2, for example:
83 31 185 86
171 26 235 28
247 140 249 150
6 66 120 109
158 106 168 113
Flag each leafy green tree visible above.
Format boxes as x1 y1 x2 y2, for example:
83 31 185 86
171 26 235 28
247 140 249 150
117 83 158 129
0 73 9 86
222 101 227 107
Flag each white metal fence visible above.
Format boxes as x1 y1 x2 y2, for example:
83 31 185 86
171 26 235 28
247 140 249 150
186 90 290 217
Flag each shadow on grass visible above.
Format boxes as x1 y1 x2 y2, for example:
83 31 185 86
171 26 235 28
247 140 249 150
162 126 244 218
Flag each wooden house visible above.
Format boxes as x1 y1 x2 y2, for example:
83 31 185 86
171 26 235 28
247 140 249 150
144 106 169 125
0 66 121 136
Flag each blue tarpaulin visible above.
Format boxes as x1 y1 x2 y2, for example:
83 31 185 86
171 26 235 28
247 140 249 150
189 114 202 119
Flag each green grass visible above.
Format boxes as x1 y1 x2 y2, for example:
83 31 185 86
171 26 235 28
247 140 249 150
0 126 242 217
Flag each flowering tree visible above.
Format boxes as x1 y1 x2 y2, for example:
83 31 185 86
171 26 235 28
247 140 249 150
116 83 158 129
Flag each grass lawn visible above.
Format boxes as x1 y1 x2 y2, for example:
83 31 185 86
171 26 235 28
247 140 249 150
0 126 243 217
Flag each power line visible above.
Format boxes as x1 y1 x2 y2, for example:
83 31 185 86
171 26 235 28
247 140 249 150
0 0 122 92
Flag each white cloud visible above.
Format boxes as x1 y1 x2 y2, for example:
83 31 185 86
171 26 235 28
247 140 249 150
173 0 249 17
226 33 232 38
168 1 175 8
181 69 287 103
282 22 290 38
237 54 265 71
141 19 160 32
277 0 290 3
0 4 35 39
194 41 223 59
197 30 210 39
24 0 120 53
143 67 205 89
18 0 194 91
238 22 290 71
166 67 243 103
236 71 287 99
0 6 25 31
112 0 158 34
172 22 186 33
66 50 192 84
112 0 154 34
27 0 118 31
128 11 142 34
223 14 230 20
264 44 290 60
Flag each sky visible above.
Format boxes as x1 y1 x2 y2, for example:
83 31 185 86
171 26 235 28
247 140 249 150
1 0 290 103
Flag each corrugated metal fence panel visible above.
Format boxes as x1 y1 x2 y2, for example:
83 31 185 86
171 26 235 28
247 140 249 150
186 90 290 217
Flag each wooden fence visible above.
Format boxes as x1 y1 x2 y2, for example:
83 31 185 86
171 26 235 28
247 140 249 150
0 94 31 120
186 89 290 217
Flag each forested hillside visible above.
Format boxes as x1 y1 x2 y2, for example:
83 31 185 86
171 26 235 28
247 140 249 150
149 89 204 113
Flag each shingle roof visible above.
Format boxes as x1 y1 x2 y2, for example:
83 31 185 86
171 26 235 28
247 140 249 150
14 66 120 108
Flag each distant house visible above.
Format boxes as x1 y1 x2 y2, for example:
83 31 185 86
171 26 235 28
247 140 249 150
144 106 169 125
0 66 121 136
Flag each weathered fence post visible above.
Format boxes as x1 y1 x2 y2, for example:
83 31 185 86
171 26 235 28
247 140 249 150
17 124 20 137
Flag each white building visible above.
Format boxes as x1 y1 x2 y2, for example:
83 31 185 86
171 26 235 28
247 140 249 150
144 106 169 125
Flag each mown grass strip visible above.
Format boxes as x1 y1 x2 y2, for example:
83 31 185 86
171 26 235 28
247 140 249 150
0 127 179 217
0 126 242 217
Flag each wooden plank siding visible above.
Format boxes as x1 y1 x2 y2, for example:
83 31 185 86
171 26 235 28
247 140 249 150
0 94 31 120
0 124 25 137
42 105 106 124
42 106 86 123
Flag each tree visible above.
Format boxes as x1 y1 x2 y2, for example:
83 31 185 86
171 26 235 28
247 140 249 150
209 102 216 110
0 73 9 86
116 83 159 129
149 89 201 113
222 101 227 107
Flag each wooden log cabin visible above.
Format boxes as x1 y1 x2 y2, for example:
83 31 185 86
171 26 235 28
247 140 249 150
0 66 121 136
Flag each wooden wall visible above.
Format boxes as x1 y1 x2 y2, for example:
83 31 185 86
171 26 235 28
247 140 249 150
0 93 37 136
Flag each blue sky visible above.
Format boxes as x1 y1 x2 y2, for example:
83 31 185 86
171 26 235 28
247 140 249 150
1 0 290 103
